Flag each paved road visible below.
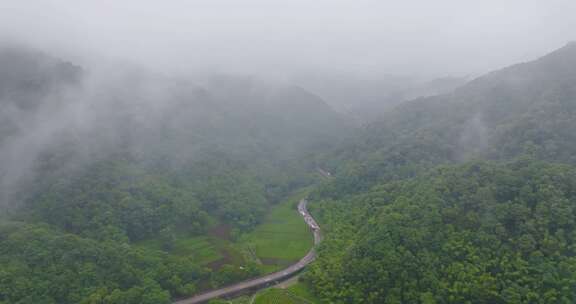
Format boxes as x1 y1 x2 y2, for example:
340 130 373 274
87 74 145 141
173 198 321 304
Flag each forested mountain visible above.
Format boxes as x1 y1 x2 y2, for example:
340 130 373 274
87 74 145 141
305 43 576 303
307 160 576 303
0 44 351 209
3 39 576 304
0 46 80 110
318 42 576 199
0 45 351 304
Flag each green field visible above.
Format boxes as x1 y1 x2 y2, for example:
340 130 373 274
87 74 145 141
254 289 296 304
135 222 244 268
285 282 321 302
134 188 313 272
134 188 318 303
252 282 320 304
136 234 222 264
239 189 314 272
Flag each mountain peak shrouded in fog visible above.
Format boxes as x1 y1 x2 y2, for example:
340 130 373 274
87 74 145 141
0 44 351 212
536 40 576 70
457 41 576 101
332 42 576 196
0 45 81 109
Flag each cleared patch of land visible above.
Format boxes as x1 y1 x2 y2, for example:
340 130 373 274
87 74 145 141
239 189 314 272
284 282 321 302
135 224 244 268
251 282 320 304
134 188 313 274
254 289 296 304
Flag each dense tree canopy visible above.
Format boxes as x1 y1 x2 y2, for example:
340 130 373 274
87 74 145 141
316 43 576 201
0 45 338 303
303 43 576 304
306 160 576 303
0 222 209 304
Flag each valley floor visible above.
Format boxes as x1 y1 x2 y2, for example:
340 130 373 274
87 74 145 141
136 188 314 293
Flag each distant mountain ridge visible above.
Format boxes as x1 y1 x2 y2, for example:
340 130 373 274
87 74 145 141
0 45 81 109
293 72 467 123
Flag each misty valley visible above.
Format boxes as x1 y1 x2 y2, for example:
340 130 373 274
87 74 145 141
2 21 576 304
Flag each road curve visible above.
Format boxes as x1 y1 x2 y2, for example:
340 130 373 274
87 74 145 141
173 198 321 304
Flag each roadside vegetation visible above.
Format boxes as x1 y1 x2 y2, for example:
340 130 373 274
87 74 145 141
215 280 321 304
238 189 314 273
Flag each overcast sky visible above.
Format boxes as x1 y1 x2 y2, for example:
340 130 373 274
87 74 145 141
1 0 575 77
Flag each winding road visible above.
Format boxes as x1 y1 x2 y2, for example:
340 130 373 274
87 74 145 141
173 198 322 304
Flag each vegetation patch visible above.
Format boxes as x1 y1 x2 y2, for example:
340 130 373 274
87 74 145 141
285 282 322 303
252 283 320 304
135 223 245 268
307 160 576 303
239 189 314 272
254 289 299 304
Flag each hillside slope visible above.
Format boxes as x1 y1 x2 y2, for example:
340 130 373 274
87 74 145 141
305 43 576 303
0 45 352 304
319 43 576 198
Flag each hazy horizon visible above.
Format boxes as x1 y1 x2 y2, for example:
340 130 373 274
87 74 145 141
2 0 576 79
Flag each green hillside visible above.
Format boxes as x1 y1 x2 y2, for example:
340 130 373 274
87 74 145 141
303 44 576 303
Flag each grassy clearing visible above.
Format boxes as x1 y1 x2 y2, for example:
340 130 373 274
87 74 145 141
252 283 320 304
135 233 223 265
254 289 296 304
224 280 320 304
286 282 322 303
135 224 244 267
134 186 313 272
239 188 313 272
